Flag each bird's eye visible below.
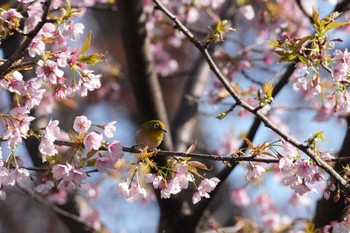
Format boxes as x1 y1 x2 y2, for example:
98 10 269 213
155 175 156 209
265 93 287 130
154 123 160 130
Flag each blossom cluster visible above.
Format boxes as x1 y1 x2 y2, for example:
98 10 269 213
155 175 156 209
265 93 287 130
118 157 220 204
28 115 122 197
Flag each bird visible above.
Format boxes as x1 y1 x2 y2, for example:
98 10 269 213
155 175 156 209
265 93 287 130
135 120 167 150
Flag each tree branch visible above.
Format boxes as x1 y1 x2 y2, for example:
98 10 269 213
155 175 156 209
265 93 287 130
152 0 350 194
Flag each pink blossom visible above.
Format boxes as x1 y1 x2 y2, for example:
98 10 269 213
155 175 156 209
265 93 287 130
334 49 350 66
84 132 103 151
239 4 255 20
152 43 178 76
282 175 312 196
34 180 55 195
51 0 65 9
28 36 45 57
294 160 314 180
23 78 45 110
262 213 291 231
58 180 77 191
231 188 250 206
46 120 61 139
145 173 163 189
332 221 350 233
41 22 56 37
52 163 72 180
10 106 35 134
73 115 92 133
47 190 68 205
104 121 116 138
313 103 333 122
175 166 194 189
52 28 67 46
293 77 308 91
36 60 64 84
279 140 298 170
1 9 23 22
160 177 182 199
3 127 22 148
9 168 30 185
24 3 43 33
108 141 124 161
332 63 348 82
5 71 25 95
52 163 87 191
81 71 102 93
95 156 114 171
246 164 265 180
63 22 84 41
35 92 55 116
39 135 58 161
0 167 10 186
117 180 147 201
192 177 220 204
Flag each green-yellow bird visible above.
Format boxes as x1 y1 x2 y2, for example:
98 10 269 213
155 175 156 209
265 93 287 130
135 120 167 150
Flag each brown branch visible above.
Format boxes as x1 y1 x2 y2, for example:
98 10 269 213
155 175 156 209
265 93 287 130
152 0 350 194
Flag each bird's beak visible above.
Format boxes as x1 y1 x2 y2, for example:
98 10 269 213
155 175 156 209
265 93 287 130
162 129 167 133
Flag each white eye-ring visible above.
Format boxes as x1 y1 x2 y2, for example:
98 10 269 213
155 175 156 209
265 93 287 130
154 123 160 129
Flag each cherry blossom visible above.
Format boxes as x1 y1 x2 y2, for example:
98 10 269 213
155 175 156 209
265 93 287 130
52 162 87 191
231 188 250 206
73 115 92 133
36 59 64 84
63 22 85 41
39 120 61 161
34 180 55 195
103 121 116 138
108 141 124 161
192 177 220 204
117 180 148 201
246 164 265 181
83 132 103 151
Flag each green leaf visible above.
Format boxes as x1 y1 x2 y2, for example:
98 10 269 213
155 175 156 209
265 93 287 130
80 30 92 54
296 36 311 47
324 21 350 32
312 8 320 29
268 39 280 47
297 55 308 64
79 53 105 65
